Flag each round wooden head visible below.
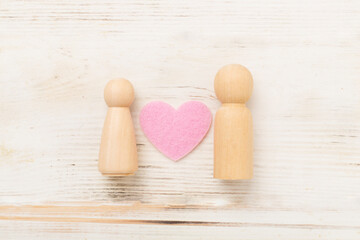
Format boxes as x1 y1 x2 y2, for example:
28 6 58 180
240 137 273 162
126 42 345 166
104 78 135 107
214 64 253 104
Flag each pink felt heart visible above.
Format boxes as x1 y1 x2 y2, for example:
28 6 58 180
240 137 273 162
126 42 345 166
139 101 212 161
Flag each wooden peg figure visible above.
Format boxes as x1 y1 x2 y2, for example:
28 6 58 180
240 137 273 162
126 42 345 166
214 64 253 179
98 79 138 176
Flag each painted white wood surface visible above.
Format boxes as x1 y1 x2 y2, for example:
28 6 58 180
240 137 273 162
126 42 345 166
0 0 359 239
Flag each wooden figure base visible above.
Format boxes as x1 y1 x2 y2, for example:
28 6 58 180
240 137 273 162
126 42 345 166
101 172 135 176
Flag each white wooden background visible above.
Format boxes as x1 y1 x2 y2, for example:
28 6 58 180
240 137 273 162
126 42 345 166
0 0 359 239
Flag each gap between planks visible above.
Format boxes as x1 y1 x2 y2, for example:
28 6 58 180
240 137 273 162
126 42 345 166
0 215 357 230
0 202 358 231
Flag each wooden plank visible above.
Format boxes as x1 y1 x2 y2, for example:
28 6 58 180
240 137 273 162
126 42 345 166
0 0 359 238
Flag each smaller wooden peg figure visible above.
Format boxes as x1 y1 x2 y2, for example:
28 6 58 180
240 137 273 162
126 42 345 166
98 79 138 176
214 64 253 179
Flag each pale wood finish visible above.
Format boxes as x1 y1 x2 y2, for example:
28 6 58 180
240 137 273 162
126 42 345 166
0 0 360 239
98 79 138 176
214 64 253 179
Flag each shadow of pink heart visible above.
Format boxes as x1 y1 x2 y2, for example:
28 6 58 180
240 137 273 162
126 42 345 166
139 101 212 161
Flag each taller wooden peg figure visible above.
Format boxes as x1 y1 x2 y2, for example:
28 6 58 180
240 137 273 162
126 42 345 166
214 64 253 179
99 79 138 176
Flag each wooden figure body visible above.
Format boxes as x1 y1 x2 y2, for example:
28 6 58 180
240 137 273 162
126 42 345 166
98 79 138 176
214 64 253 179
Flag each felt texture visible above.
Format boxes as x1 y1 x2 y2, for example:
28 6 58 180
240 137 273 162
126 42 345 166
139 101 212 161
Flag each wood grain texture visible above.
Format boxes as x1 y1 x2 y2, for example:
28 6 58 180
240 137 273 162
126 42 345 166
0 0 360 239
